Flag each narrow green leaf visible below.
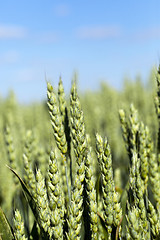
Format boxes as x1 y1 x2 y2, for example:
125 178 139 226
97 212 108 239
0 207 14 240
7 166 38 219
8 166 49 239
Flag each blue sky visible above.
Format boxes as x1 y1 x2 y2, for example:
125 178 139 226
0 0 160 103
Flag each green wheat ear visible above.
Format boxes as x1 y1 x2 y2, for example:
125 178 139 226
147 199 160 239
130 151 149 238
47 81 68 155
70 80 88 162
4 125 19 185
85 147 98 240
35 169 52 237
23 130 37 200
67 176 84 240
96 133 122 239
47 150 64 239
119 104 139 163
69 80 99 239
138 122 149 190
126 204 142 239
23 153 37 201
13 209 27 240
58 76 66 124
148 152 160 210
47 81 71 204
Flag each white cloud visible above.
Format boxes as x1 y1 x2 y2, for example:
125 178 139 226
0 24 27 39
76 25 121 40
53 3 70 17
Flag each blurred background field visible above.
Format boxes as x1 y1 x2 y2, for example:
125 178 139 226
0 69 158 222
